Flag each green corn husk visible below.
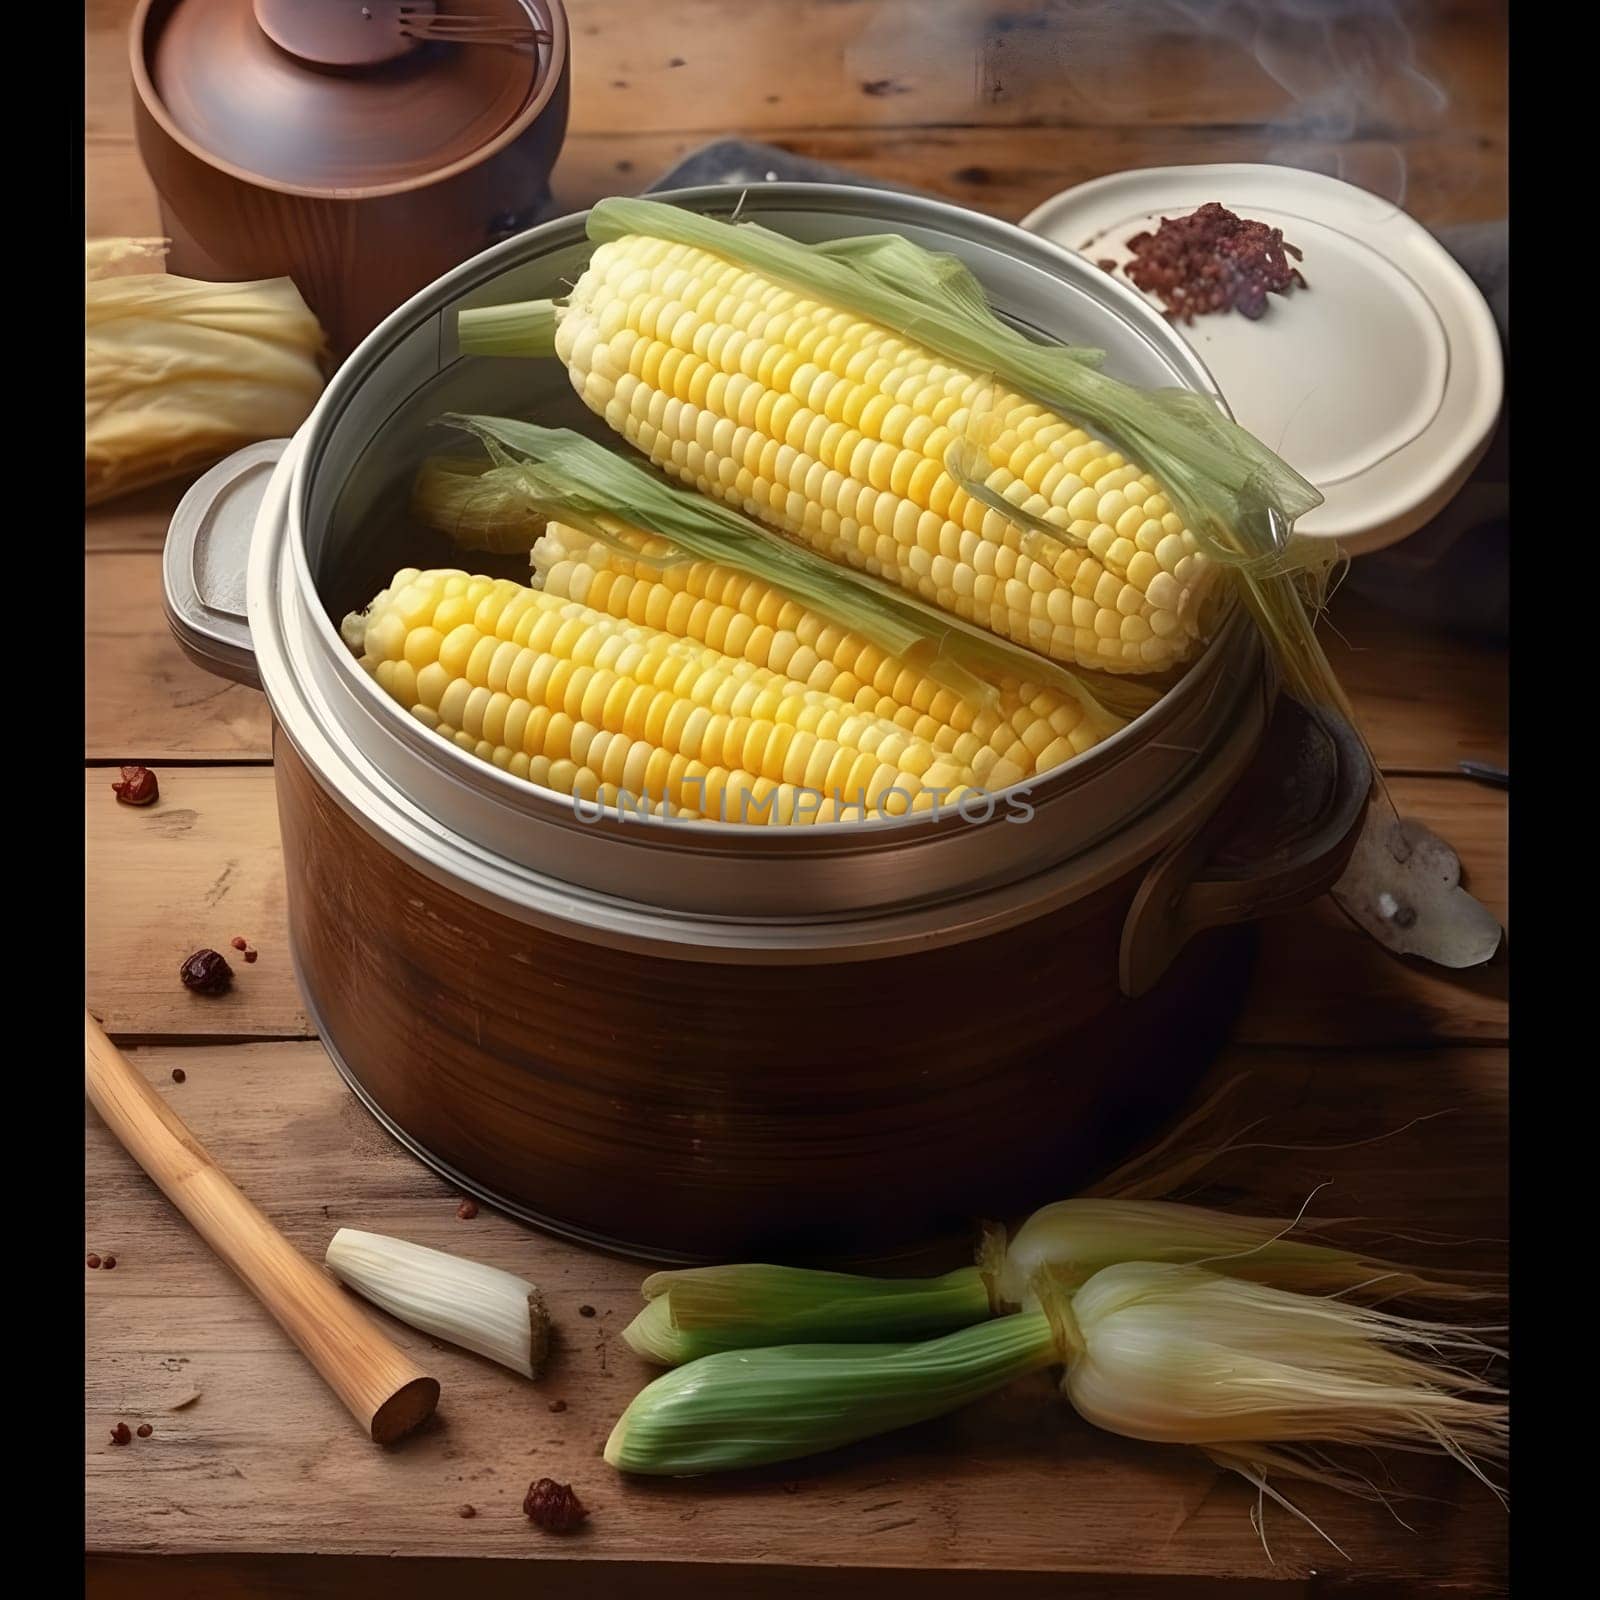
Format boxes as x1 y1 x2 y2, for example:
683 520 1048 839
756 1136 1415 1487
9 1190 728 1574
605 1313 1057 1477
423 415 1148 728
623 1264 994 1365
450 295 560 357
620 1197 1490 1366
607 1262 1508 1545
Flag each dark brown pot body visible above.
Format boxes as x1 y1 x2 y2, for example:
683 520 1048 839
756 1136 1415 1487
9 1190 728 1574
275 732 1255 1263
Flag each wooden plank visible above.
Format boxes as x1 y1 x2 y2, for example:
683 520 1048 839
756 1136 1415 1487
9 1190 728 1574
86 768 308 1041
1324 594 1508 774
86 765 1503 1046
86 554 272 762
84 1038 1506 1591
85 120 1507 248
87 0 1507 143
87 480 188 556
87 1555 1301 1600
551 125 1507 228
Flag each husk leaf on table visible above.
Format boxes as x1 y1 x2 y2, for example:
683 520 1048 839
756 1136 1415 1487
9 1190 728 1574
86 238 325 506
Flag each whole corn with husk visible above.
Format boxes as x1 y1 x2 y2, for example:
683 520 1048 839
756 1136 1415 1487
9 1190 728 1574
622 1196 1488 1365
341 567 987 823
606 1261 1507 1547
86 239 324 505
458 199 1335 698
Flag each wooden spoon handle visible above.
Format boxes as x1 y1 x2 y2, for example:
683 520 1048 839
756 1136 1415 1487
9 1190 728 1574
85 1012 439 1444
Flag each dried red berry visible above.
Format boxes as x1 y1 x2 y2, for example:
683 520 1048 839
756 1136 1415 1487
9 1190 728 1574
171 1068 187 1084
86 1253 102 1269
547 1399 567 1414
136 1423 153 1438
112 766 159 806
456 1199 479 1221
110 1422 132 1446
243 949 259 963
180 949 233 995
577 1304 596 1318
102 1255 118 1270
524 1478 587 1533
230 936 249 952
457 1504 476 1519
1123 202 1306 324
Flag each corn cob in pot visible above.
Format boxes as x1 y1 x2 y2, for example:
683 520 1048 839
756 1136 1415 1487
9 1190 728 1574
342 567 996 824
543 234 1221 675
529 522 1108 787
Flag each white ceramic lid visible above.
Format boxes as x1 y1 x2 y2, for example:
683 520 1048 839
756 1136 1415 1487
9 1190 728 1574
1021 163 1503 556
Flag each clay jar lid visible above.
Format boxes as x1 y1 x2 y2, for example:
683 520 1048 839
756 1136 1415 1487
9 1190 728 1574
141 0 548 193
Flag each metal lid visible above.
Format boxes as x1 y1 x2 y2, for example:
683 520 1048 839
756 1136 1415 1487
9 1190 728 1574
139 0 548 192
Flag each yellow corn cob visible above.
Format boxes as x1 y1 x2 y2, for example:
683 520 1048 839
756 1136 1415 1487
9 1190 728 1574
552 234 1221 675
341 569 979 825
530 521 1111 785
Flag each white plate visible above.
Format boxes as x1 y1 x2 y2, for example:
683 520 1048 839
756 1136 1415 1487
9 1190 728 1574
1021 164 1503 555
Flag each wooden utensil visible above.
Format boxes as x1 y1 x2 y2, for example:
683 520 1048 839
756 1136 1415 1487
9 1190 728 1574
84 1012 440 1444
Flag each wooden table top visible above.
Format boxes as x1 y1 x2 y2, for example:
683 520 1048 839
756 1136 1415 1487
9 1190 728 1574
85 3 1509 1595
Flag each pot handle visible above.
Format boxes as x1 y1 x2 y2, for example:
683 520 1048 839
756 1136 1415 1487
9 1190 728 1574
1119 696 1372 997
162 439 292 690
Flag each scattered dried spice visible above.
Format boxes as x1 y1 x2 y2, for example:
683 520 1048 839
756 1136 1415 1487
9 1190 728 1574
456 1199 479 1221
524 1477 587 1533
180 949 233 995
578 1304 596 1318
171 1068 187 1084
87 1253 102 1270
230 936 249 951
112 765 159 806
457 1504 477 1519
110 1422 132 1446
102 1254 118 1270
243 949 259 964
136 1423 153 1438
1122 202 1306 323
547 1399 567 1414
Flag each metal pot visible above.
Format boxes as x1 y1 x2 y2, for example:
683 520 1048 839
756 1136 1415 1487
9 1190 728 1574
164 185 1370 1262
